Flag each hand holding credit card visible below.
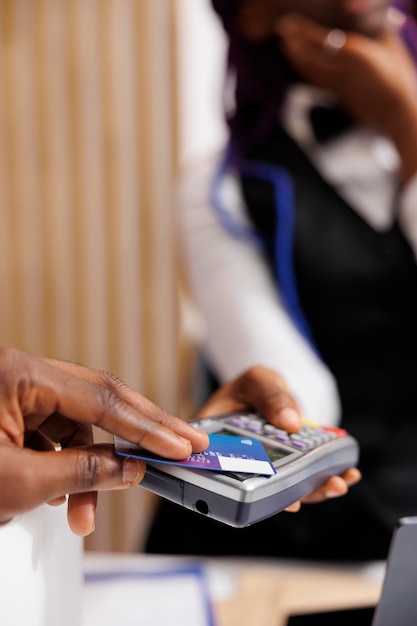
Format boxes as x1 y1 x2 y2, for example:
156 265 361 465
114 433 276 476
114 413 359 528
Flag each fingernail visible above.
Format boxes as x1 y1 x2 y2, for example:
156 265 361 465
122 457 141 485
325 490 340 499
178 435 192 447
279 408 301 429
85 520 95 536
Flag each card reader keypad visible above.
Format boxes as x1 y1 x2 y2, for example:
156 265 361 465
224 414 344 452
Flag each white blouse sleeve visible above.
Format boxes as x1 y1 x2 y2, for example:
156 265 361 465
177 153 342 426
398 172 417 258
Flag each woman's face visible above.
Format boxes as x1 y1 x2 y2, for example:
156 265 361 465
238 0 391 40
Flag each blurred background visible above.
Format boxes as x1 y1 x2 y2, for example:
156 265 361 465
0 0 226 553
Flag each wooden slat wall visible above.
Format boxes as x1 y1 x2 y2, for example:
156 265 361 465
0 0 179 552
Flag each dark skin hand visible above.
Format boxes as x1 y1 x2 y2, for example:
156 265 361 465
236 0 417 182
0 347 209 536
196 366 361 512
276 10 417 182
237 0 390 41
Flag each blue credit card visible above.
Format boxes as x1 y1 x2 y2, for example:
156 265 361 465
114 434 276 476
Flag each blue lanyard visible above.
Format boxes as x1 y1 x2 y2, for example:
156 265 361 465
210 142 320 355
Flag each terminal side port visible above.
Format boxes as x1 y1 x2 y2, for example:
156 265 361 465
195 500 209 515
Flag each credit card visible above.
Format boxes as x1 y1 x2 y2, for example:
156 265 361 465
114 434 276 475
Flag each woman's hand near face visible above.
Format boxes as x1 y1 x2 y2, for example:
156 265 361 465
276 11 417 181
237 0 389 41
197 366 361 512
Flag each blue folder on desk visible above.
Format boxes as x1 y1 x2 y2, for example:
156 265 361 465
83 565 215 626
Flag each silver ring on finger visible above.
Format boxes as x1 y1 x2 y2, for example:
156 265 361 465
323 29 347 55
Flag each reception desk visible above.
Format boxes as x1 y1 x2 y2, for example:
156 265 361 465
0 505 385 626
83 552 385 626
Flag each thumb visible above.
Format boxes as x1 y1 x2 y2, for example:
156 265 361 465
0 444 145 526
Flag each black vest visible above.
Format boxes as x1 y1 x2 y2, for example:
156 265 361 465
240 125 417 526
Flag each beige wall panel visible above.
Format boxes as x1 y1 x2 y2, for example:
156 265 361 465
0 0 179 552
